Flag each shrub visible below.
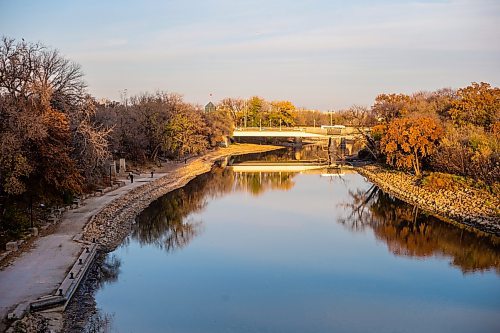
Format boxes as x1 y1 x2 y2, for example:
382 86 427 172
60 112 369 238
421 172 457 191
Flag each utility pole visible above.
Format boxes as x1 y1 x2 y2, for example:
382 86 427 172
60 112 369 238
330 110 333 126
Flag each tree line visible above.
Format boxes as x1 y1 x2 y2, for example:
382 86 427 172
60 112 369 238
363 84 499 192
221 85 498 194
217 96 358 128
0 38 233 238
95 92 233 164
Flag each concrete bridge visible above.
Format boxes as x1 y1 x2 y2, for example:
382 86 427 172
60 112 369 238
232 126 365 139
233 128 326 138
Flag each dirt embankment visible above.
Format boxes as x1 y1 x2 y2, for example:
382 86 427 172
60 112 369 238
83 144 282 251
357 164 500 236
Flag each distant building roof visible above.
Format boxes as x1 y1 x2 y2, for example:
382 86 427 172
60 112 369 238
205 102 216 112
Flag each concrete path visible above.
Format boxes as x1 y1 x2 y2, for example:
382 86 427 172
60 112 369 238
0 173 166 320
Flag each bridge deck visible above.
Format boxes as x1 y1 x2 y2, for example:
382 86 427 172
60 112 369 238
233 130 326 138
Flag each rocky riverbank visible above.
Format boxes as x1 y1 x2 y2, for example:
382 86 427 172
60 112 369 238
357 164 500 236
83 144 282 251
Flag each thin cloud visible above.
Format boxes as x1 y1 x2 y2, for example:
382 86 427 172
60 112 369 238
4 0 497 109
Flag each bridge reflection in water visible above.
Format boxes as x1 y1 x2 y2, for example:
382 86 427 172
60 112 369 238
231 162 331 173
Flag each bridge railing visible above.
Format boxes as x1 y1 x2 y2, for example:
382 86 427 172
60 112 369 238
233 126 367 133
234 126 308 132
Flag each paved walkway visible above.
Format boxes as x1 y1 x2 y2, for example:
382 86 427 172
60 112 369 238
0 173 166 320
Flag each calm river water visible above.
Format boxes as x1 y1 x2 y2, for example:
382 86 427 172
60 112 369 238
81 149 500 333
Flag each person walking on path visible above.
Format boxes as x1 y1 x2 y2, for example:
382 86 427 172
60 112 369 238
129 172 134 183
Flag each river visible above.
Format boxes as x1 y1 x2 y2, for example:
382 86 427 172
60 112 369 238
71 147 500 333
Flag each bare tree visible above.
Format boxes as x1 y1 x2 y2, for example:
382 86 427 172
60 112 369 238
0 37 111 196
342 105 379 159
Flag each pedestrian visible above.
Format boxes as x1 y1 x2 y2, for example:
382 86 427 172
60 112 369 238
129 172 134 183
151 169 154 178
184 158 187 164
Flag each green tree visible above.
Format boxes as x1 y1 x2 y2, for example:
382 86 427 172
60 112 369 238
270 101 296 127
246 96 267 127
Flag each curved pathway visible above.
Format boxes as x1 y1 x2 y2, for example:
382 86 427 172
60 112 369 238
0 173 164 321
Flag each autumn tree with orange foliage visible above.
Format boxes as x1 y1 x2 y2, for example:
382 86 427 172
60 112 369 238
380 117 443 176
448 82 500 129
0 91 83 198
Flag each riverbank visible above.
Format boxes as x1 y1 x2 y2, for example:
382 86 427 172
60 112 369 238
0 143 282 332
82 144 283 251
357 164 500 237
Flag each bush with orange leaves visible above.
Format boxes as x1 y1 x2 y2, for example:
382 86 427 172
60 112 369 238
380 117 443 176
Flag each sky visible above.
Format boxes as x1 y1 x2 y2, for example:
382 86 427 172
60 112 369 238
1 0 499 110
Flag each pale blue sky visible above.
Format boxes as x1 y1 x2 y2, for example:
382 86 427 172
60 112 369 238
1 0 499 110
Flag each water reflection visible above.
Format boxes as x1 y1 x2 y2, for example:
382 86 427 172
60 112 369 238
85 162 500 332
341 186 500 274
231 144 329 163
234 171 295 196
133 167 297 252
134 164 500 274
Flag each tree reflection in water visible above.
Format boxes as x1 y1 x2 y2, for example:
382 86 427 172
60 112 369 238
341 186 500 274
234 171 295 196
132 166 297 252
